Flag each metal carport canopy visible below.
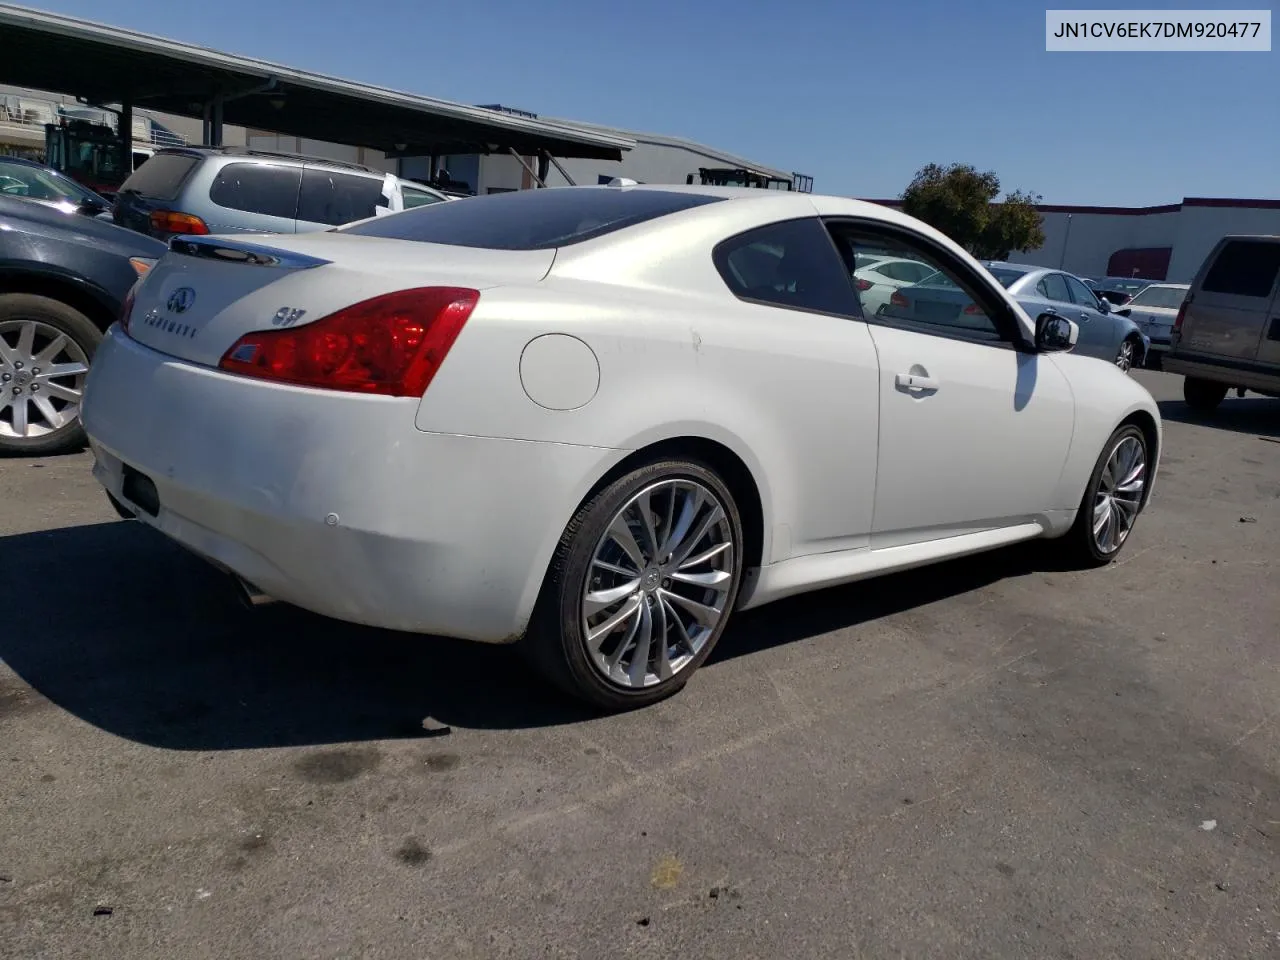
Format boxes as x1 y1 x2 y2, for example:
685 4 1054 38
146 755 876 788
0 3 634 161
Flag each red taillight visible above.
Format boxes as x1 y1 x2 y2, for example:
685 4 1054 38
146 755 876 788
1173 296 1191 334
218 287 480 396
890 291 909 309
150 210 208 235
855 277 873 292
963 303 986 316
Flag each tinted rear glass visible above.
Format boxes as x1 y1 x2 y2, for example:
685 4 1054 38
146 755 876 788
1127 285 1188 309
1202 240 1280 298
341 187 726 249
208 162 301 220
987 268 1026 288
297 169 385 226
118 153 199 201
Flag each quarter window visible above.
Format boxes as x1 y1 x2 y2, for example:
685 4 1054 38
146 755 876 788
713 218 860 317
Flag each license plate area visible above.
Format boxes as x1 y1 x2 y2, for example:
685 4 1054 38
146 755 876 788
121 463 160 517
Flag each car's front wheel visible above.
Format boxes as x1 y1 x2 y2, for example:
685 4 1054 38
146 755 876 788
1058 424 1149 567
0 294 99 457
526 458 745 710
1114 336 1140 372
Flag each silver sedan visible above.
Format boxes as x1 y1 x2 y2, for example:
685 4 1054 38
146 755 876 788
886 262 1150 370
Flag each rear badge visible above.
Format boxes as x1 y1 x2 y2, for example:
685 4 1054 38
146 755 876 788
140 308 198 339
167 287 196 314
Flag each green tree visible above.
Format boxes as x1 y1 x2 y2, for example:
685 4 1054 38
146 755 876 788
900 163 1045 261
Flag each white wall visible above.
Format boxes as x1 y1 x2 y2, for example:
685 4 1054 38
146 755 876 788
1168 206 1280 280
1016 208 1181 276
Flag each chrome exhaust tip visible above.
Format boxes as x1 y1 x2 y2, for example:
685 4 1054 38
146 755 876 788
232 575 277 608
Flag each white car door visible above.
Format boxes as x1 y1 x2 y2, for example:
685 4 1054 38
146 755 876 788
827 222 1077 548
712 216 882 558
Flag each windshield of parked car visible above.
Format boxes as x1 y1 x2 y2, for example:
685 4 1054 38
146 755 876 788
340 187 726 249
1125 285 1188 309
0 160 100 206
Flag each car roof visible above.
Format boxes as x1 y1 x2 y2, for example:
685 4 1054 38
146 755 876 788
154 145 385 177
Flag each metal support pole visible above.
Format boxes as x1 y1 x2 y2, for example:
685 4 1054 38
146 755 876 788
202 101 212 145
542 150 576 186
210 95 224 147
118 96 132 175
1058 214 1073 269
507 147 545 188
536 153 550 187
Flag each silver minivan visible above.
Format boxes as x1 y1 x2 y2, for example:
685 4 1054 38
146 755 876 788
112 146 448 242
1164 235 1280 410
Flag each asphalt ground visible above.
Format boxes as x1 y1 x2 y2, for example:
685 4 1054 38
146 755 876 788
1 369 1277 959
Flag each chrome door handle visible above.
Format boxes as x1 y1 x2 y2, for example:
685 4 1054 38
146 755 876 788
896 373 939 391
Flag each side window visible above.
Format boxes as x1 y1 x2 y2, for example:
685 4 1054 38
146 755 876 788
1064 275 1098 307
1038 272 1071 303
713 218 860 316
828 227 1008 343
401 187 444 209
208 162 301 219
297 169 386 226
1202 240 1280 299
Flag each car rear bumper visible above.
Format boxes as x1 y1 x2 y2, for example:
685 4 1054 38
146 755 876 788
1164 351 1280 394
82 328 621 643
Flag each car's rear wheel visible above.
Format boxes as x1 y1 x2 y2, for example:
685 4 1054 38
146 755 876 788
0 294 99 457
525 459 744 710
1183 376 1229 412
1058 424 1148 568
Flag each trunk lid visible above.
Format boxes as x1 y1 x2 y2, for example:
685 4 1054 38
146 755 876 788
124 233 556 368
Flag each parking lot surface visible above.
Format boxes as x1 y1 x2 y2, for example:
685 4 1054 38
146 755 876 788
1 370 1277 959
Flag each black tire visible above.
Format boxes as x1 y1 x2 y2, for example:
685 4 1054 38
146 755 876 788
1058 424 1149 568
523 458 745 711
0 293 102 457
1183 376 1228 412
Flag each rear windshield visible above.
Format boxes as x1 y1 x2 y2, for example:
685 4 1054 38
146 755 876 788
987 268 1027 289
118 152 199 201
340 187 726 250
1126 285 1187 309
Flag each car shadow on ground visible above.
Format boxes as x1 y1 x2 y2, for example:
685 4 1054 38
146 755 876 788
1157 396 1280 440
1 519 1061 752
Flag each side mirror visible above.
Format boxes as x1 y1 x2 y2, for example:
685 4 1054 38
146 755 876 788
1036 312 1078 352
1096 297 1111 314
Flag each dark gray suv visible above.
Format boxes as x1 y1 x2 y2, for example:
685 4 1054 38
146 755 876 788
112 146 447 240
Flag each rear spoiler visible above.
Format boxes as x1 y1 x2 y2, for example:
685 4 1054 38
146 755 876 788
169 235 331 270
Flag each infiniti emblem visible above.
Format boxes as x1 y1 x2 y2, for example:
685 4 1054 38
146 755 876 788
167 287 196 314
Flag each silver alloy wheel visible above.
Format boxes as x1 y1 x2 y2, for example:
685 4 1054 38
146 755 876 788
0 319 90 440
1115 339 1135 372
1092 435 1145 554
581 478 735 689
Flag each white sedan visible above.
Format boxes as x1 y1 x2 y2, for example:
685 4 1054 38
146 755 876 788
852 255 939 317
81 185 1162 710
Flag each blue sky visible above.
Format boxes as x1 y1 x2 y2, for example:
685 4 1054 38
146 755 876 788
19 0 1279 204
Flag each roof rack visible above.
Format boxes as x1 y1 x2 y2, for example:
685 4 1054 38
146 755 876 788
163 144 383 175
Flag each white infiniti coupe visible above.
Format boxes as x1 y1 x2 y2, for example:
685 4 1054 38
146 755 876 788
81 184 1161 710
